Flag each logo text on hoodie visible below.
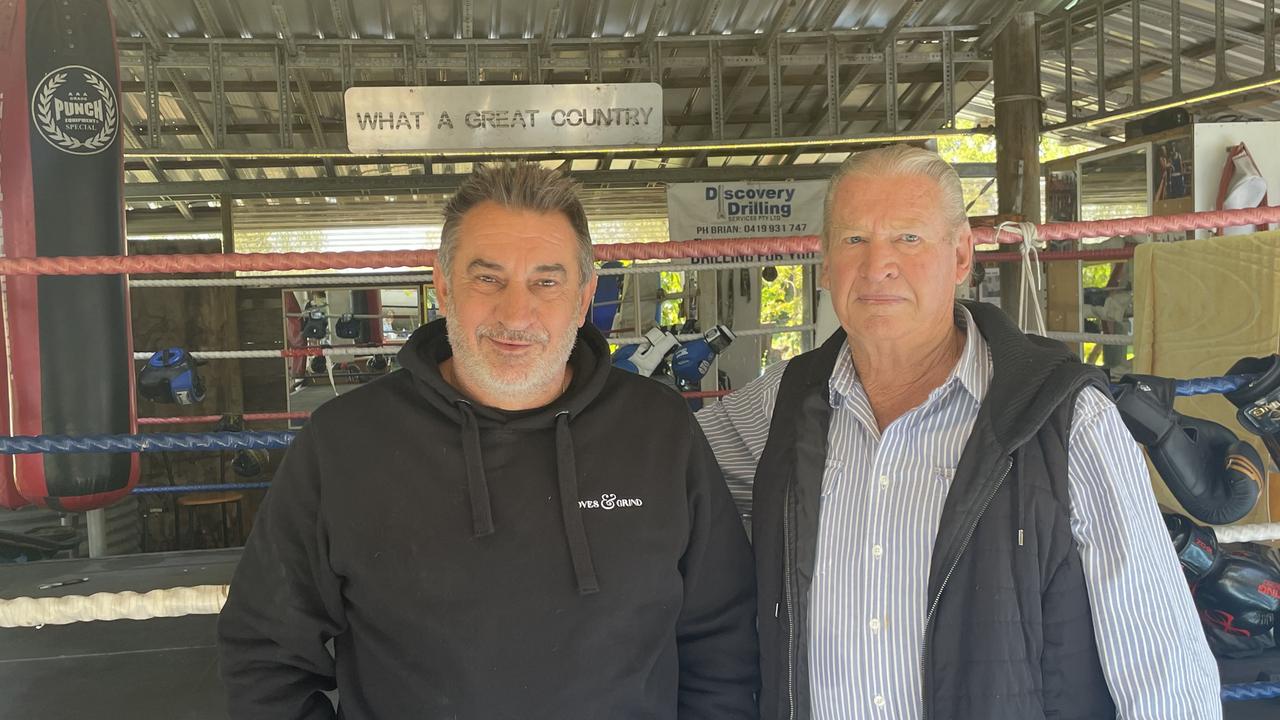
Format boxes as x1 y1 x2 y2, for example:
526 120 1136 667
578 493 644 510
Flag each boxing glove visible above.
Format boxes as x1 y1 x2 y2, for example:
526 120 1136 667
1224 354 1280 472
1115 374 1263 525
138 348 206 405
1195 551 1280 658
1163 513 1222 584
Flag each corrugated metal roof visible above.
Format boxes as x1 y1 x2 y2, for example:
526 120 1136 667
105 0 1278 223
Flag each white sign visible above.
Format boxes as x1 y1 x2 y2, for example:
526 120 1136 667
344 83 663 152
666 179 827 247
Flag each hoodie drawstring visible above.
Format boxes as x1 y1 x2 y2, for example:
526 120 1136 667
555 411 600 595
457 401 495 537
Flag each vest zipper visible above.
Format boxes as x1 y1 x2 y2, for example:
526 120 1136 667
783 480 797 720
918 457 1013 720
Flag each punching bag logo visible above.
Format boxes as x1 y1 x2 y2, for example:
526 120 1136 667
31 65 118 155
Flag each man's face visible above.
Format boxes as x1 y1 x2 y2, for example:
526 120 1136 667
436 201 597 401
821 173 972 344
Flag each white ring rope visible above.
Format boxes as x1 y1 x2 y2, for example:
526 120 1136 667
136 325 820 359
3 505 1272 630
0 585 228 628
1213 522 1280 545
598 257 823 275
1041 331 1134 346
130 274 434 288
133 346 402 360
609 324 818 346
284 313 416 319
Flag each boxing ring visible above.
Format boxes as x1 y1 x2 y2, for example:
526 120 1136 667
3 205 1280 717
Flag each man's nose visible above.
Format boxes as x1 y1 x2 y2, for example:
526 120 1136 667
492 284 538 328
859 238 900 280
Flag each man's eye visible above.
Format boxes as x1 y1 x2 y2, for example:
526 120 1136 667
536 279 560 288
842 235 864 245
900 233 921 243
476 275 498 284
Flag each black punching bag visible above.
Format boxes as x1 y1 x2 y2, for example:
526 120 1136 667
0 0 138 510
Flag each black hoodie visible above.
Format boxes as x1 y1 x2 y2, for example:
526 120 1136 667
217 319 759 720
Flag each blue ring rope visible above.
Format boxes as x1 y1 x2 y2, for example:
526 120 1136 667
0 431 295 455
131 482 272 495
1221 681 1280 702
1173 374 1254 397
0 374 1260 457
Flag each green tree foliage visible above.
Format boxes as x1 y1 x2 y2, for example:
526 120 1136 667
234 229 327 253
935 122 1096 217
760 265 807 367
659 271 686 326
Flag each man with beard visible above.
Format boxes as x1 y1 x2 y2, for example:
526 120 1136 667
217 162 759 720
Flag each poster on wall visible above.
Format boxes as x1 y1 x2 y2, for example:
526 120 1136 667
1153 135 1194 203
1045 170 1078 222
665 179 826 263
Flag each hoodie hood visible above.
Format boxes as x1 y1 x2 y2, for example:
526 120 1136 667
397 318 613 594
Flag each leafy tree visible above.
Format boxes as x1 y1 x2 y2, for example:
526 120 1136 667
760 265 807 367
234 229 327 253
659 271 685 326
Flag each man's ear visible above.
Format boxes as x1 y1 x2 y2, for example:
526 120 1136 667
578 274 599 327
434 266 450 316
953 225 974 286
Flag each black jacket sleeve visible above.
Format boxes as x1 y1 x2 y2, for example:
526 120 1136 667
676 416 760 719
217 423 347 720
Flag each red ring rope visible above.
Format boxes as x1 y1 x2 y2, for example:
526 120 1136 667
1 206 1274 277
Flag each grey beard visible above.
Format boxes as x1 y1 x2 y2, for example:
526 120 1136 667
443 296 581 406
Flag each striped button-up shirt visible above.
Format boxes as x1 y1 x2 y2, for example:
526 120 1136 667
696 306 1222 719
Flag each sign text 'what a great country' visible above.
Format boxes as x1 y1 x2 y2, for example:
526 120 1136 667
344 83 663 152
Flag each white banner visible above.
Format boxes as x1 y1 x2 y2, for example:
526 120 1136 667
665 179 827 243
666 179 826 265
345 83 663 152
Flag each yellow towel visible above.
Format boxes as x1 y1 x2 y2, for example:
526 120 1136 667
1132 230 1280 524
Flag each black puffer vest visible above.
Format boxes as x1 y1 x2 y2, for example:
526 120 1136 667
752 301 1118 720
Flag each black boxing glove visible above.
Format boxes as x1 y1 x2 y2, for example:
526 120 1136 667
214 415 268 478
1163 513 1222 584
1115 374 1263 524
1224 354 1280 472
300 307 328 340
1195 552 1280 658
335 314 361 339
138 348 206 405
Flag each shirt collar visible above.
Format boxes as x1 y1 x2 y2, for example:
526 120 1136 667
828 303 991 408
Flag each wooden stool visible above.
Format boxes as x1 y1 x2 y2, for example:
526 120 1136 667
175 491 246 549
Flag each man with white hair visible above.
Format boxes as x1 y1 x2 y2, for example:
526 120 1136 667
698 144 1221 719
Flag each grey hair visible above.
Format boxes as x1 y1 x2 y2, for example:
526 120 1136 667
438 161 594 286
821 144 967 252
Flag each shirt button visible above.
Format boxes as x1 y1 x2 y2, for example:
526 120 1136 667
879 475 889 488
872 544 883 558
869 618 881 632
874 695 885 708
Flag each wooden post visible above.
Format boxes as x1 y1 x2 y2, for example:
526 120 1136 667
220 193 235 254
993 11 1041 321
